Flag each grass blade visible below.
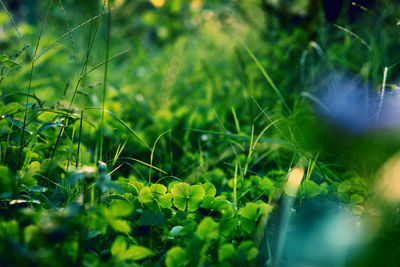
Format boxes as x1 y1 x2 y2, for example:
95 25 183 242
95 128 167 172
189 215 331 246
239 40 292 115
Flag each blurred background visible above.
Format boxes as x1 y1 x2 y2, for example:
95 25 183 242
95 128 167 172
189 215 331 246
2 0 400 266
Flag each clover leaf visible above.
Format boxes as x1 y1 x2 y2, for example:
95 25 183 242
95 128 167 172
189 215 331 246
200 182 216 208
301 180 320 198
239 202 271 234
111 236 152 261
139 184 172 209
166 247 188 267
218 243 236 262
101 200 134 234
214 198 235 218
196 217 219 240
171 183 205 211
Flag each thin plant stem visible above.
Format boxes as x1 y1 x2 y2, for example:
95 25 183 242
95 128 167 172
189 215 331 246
77 0 95 169
58 0 80 77
18 0 54 170
0 0 27 46
377 67 388 121
51 1 107 159
100 0 111 162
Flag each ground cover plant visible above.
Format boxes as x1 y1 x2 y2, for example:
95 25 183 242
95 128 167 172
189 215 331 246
1 0 400 266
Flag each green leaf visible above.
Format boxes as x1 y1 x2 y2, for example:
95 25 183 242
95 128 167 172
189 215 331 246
139 209 165 226
320 182 330 195
0 54 20 68
220 217 237 235
166 247 188 267
236 240 260 260
238 240 253 251
187 185 205 211
201 195 215 209
202 182 216 197
139 184 170 209
338 182 351 193
239 203 259 220
302 180 320 198
102 195 130 202
239 217 256 234
111 236 152 261
36 122 64 136
24 225 39 244
19 161 40 188
350 194 364 204
214 199 235 218
128 180 144 195
1 102 22 116
111 236 127 258
239 203 266 234
0 166 13 193
4 117 32 134
218 243 236 262
200 183 216 209
179 222 197 235
158 193 172 208
196 217 219 240
109 219 131 234
259 203 272 215
172 183 189 210
170 226 184 237
124 245 152 261
247 247 259 261
171 183 205 211
150 183 167 195
109 200 133 217
138 187 154 203
40 158 61 175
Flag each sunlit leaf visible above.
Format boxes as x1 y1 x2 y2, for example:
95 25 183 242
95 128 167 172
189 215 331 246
187 185 205 211
338 182 351 192
124 245 152 261
202 182 216 197
238 203 267 234
150 183 167 195
218 243 236 262
111 236 127 258
171 182 189 210
301 180 320 198
109 200 133 217
214 199 235 218
196 217 219 240
111 236 152 261
350 194 364 204
158 193 172 208
109 219 130 234
166 247 187 267
220 217 237 236
138 186 153 203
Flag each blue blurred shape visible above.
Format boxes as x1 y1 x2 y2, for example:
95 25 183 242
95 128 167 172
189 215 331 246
317 74 378 133
313 73 400 133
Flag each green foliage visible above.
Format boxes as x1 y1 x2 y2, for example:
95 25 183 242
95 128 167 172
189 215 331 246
165 247 188 267
196 217 219 240
139 183 172 209
111 236 153 261
171 182 205 211
239 202 270 234
0 0 399 266
300 180 321 198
